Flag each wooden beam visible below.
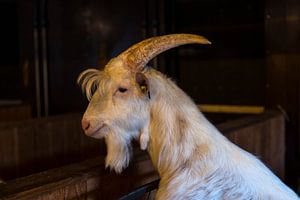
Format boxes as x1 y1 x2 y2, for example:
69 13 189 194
198 104 265 114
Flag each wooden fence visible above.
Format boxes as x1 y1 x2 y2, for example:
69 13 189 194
0 114 104 180
0 104 31 122
0 111 285 199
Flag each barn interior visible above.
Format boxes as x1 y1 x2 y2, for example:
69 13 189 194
0 0 300 199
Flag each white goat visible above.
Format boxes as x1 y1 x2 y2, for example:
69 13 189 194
78 34 299 199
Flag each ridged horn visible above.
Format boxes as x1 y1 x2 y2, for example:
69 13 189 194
118 34 211 71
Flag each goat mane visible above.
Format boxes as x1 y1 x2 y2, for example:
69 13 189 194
77 69 102 101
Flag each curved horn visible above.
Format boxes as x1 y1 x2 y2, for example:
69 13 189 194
118 34 211 71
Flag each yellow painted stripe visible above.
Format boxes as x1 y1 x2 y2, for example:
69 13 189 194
197 104 265 114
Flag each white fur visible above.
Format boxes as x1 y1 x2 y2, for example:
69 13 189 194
145 70 299 199
139 117 150 150
79 65 299 199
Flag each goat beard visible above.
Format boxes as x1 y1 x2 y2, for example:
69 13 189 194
104 131 132 173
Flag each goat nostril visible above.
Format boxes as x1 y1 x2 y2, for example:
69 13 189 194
81 119 90 131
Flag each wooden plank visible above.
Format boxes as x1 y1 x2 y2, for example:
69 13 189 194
0 128 18 180
198 104 265 114
0 157 105 199
268 115 285 178
61 119 81 163
0 155 158 200
220 113 285 178
265 0 300 184
0 104 31 122
216 110 280 133
34 121 53 170
17 125 36 179
49 120 65 167
0 113 102 180
0 111 285 200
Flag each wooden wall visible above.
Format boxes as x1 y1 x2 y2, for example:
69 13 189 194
0 114 103 180
0 111 286 199
0 104 31 122
219 111 285 178
265 0 300 187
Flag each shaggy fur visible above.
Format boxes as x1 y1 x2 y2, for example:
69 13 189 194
144 70 299 199
79 67 299 199
78 35 299 199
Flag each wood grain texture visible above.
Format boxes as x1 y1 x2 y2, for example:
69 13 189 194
0 114 103 180
0 111 285 200
198 104 265 114
219 112 285 178
0 104 31 122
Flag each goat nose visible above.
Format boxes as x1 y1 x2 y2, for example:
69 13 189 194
81 118 90 131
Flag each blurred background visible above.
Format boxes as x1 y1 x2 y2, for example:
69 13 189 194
0 0 299 198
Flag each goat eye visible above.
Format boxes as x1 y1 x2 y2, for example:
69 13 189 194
140 85 147 93
118 87 128 93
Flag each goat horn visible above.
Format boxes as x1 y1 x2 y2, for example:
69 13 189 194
118 34 211 71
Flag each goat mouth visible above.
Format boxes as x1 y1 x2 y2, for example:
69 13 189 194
85 124 109 139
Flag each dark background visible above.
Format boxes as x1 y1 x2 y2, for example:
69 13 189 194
0 0 299 189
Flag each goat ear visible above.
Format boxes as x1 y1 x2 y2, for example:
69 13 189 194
135 72 151 99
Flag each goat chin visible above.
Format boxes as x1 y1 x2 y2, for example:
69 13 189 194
104 130 132 173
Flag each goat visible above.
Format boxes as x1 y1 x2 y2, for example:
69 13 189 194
78 34 299 199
